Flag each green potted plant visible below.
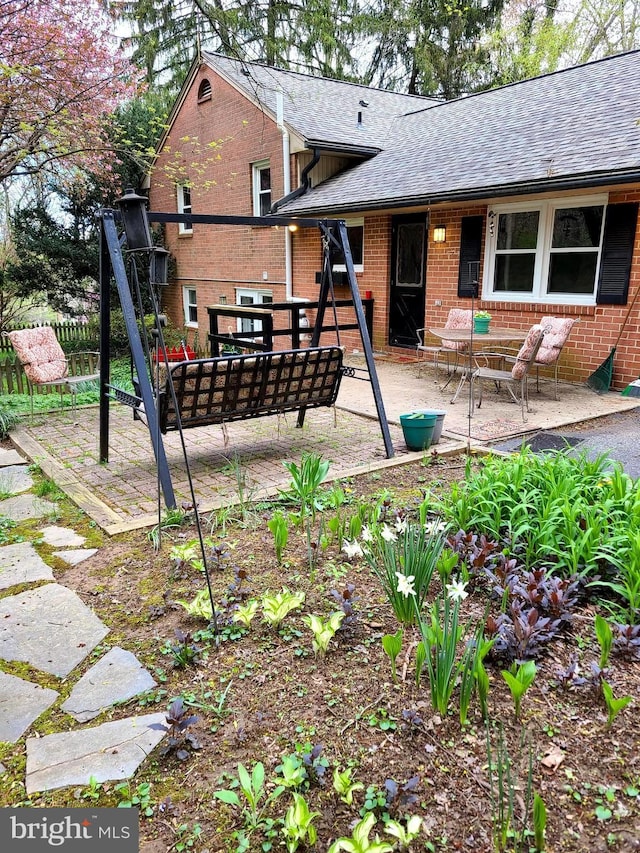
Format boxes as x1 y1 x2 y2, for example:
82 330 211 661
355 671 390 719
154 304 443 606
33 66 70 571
473 310 492 334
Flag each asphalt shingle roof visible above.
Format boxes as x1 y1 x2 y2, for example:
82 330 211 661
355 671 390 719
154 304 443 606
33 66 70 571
203 51 436 152
271 50 640 215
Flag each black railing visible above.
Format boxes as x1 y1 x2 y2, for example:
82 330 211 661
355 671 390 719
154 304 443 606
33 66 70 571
207 298 374 356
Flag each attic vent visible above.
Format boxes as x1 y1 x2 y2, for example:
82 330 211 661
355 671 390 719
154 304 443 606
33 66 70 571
197 79 212 102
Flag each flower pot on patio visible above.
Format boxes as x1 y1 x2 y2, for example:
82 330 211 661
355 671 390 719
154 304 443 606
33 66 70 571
473 316 491 334
399 411 438 451
410 410 446 444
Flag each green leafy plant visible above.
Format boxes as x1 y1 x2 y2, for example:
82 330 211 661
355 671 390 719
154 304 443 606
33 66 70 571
281 792 320 853
383 815 423 848
533 792 547 852
419 580 468 715
486 724 536 852
274 754 308 790
233 599 260 628
114 781 154 816
362 517 446 625
80 774 103 802
175 589 213 621
595 614 613 669
501 660 537 719
333 766 364 805
173 822 202 852
0 402 21 439
381 628 403 683
161 629 204 668
282 452 330 568
267 510 289 564
150 698 201 761
304 611 345 655
213 761 284 835
262 588 305 629
327 813 393 853
601 680 633 727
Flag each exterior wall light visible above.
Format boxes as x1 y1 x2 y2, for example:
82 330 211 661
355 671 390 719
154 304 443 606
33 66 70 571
433 225 446 243
117 187 153 250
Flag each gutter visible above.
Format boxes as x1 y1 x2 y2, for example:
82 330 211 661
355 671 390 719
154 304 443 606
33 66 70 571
270 147 321 214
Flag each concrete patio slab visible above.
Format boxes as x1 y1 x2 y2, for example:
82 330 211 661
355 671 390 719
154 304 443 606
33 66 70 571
0 465 33 495
0 542 55 589
0 671 59 743
0 494 57 522
40 526 86 548
0 583 109 677
25 712 168 794
61 647 157 722
53 548 98 566
8 356 638 533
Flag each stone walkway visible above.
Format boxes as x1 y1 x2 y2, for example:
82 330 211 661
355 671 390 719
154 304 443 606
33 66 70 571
0 447 167 796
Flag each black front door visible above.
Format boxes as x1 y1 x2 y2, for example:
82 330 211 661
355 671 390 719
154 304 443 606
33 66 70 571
388 214 427 348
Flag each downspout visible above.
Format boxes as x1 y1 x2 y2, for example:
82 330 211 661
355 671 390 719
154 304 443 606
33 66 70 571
276 91 293 301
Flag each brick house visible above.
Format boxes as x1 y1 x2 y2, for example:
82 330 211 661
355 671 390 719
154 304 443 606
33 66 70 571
149 49 640 389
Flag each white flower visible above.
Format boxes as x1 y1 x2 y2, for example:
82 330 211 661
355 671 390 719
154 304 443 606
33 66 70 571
380 524 397 542
446 579 469 602
361 525 374 543
396 572 416 597
394 516 408 533
424 519 447 534
341 539 363 559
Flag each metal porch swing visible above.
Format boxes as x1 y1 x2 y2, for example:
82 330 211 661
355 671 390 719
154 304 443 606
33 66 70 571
97 191 394 513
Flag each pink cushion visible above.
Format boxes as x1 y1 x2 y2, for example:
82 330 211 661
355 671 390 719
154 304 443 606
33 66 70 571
7 327 68 383
442 308 472 351
536 317 576 365
511 325 544 380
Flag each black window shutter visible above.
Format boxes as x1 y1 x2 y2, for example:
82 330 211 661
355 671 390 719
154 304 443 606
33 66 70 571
596 202 639 305
458 215 483 298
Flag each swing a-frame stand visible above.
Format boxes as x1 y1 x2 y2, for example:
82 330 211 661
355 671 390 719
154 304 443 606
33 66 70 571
98 206 394 511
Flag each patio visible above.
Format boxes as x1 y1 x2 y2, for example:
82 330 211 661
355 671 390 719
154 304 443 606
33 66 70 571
9 355 639 534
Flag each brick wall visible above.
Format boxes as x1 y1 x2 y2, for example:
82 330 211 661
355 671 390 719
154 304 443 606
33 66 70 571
150 65 290 343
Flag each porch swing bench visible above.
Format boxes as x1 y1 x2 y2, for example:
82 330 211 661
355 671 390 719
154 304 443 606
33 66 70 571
146 345 345 433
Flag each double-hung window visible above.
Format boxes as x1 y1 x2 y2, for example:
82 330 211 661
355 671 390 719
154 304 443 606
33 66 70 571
183 287 197 327
236 289 273 336
177 184 193 235
485 195 606 305
252 161 271 216
332 218 364 272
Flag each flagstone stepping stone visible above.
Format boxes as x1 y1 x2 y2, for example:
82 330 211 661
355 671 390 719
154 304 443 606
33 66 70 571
40 526 86 548
0 542 54 589
0 465 33 495
0 494 57 522
53 548 98 566
0 583 109 677
25 712 168 794
61 647 157 722
0 448 25 467
0 671 59 743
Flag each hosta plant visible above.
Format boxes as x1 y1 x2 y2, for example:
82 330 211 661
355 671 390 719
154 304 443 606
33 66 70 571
261 588 305 629
327 813 393 853
281 792 320 853
304 611 345 655
233 599 259 628
333 766 364 805
175 589 213 621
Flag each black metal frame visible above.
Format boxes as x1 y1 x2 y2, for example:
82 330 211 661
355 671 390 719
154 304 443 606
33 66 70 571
98 208 394 511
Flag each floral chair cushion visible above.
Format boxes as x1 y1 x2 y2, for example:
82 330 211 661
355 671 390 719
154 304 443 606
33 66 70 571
511 325 544 380
536 317 576 365
442 308 473 351
7 327 68 384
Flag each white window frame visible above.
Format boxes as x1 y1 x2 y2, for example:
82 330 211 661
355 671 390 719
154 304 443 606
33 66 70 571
236 288 273 336
483 194 607 306
177 184 193 235
333 217 364 273
252 160 271 217
183 286 198 327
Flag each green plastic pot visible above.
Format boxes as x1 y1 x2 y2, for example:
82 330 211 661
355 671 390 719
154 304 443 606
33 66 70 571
473 317 491 334
399 411 438 451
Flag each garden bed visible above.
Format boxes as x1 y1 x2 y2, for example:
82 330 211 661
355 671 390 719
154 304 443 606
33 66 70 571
1 450 639 852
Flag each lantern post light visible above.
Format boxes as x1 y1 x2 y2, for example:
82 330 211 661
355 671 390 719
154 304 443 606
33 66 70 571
117 187 153 250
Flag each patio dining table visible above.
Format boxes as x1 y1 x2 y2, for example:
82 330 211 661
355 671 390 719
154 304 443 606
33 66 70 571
428 326 529 403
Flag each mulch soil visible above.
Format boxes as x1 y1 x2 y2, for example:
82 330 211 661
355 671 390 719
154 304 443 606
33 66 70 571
1 447 639 853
